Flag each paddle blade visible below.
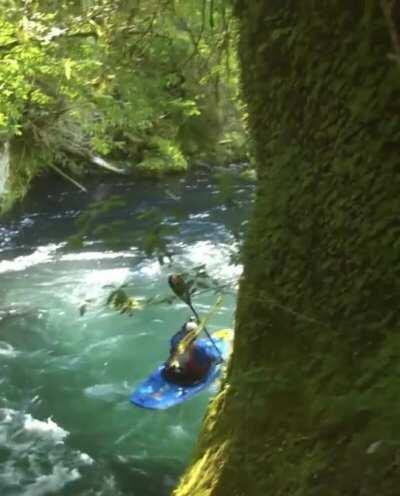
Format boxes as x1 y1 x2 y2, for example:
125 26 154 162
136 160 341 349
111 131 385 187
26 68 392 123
168 274 191 304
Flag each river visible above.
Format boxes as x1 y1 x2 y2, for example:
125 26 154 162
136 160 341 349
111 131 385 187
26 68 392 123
0 172 253 496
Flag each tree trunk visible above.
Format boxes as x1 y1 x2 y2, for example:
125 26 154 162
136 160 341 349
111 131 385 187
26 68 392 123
174 1 400 495
0 141 10 199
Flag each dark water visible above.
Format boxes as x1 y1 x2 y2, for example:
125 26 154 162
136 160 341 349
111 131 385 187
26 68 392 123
0 172 253 495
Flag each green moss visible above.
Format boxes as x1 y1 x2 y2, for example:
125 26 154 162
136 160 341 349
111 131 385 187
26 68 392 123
1 137 50 212
135 137 188 177
174 1 400 495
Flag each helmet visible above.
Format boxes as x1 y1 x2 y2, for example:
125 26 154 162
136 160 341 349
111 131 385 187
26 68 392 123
185 319 198 332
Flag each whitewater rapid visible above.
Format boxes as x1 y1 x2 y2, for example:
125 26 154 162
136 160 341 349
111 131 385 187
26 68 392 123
0 174 252 495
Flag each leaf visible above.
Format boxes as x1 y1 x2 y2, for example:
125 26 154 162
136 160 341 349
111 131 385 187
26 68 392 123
64 58 73 80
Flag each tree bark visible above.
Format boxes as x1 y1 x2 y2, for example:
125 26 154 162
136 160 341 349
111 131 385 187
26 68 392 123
174 1 400 495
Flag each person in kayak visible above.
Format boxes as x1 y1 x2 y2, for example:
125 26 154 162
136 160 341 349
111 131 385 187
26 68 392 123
169 317 198 356
163 318 220 386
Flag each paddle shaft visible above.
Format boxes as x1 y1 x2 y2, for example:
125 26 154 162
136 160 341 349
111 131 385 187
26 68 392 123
187 301 224 361
167 274 224 361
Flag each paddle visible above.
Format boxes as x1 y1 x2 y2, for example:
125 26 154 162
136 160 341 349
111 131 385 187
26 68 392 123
168 274 224 361
167 297 223 368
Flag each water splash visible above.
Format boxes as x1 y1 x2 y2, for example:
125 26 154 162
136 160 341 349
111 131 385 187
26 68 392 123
0 175 252 496
0 341 18 358
23 414 69 444
0 243 62 274
0 409 89 496
21 465 81 496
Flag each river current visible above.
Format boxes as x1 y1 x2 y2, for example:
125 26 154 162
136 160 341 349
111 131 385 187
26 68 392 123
0 172 252 496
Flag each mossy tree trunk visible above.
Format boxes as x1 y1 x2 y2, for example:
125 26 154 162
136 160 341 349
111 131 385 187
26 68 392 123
174 1 400 495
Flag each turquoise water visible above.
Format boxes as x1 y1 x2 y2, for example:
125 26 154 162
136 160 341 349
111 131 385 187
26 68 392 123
0 174 252 495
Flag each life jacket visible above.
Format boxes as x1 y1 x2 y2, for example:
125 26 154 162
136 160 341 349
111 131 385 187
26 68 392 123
164 341 215 385
184 345 212 378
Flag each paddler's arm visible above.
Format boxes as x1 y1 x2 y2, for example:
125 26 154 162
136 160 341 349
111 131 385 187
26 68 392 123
170 330 182 354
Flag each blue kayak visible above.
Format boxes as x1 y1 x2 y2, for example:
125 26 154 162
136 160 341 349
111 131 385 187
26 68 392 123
130 329 233 410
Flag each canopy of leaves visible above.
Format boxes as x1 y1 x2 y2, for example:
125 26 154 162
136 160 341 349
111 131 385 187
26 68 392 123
0 0 247 210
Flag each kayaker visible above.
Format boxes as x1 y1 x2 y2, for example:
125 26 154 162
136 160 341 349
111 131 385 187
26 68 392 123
169 317 198 355
164 318 220 386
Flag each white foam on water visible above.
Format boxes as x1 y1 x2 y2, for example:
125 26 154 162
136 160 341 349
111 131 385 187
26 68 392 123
168 424 190 440
67 267 131 307
80 267 130 288
79 452 95 465
61 250 137 262
0 244 62 274
84 382 129 402
23 414 69 444
0 244 135 276
22 464 80 496
0 407 17 423
178 240 242 283
132 240 241 286
0 341 18 357
189 212 210 220
0 305 35 322
0 409 84 495
100 474 123 496
136 259 162 278
84 334 124 353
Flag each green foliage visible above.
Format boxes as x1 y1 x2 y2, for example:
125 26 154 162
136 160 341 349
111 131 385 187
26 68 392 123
69 200 181 262
0 0 248 209
171 264 233 298
136 207 180 261
67 195 127 249
68 256 235 320
103 264 230 320
213 169 241 205
136 137 188 177
105 285 143 316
